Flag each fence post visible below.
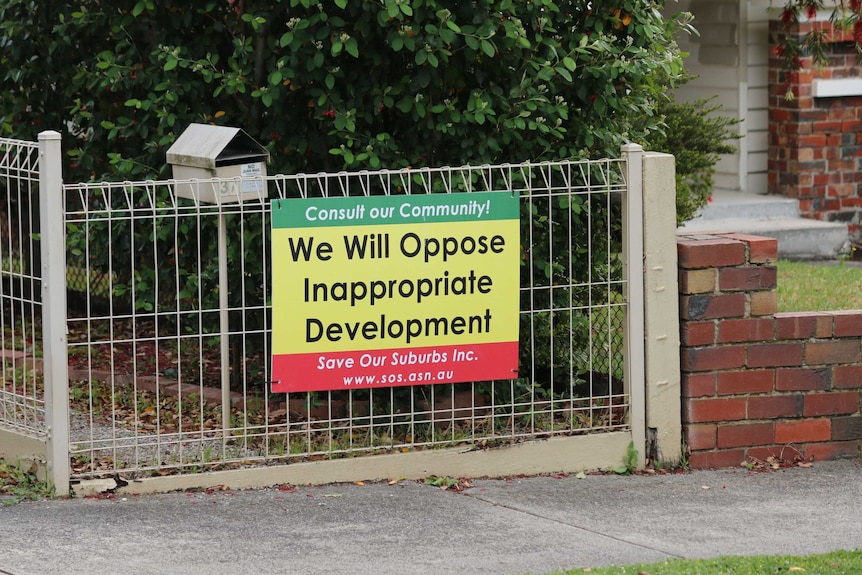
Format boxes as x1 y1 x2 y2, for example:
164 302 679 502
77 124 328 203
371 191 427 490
621 143 646 468
38 130 70 496
641 152 681 466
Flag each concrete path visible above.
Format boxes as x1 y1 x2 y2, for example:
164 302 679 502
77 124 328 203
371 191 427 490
2 460 861 574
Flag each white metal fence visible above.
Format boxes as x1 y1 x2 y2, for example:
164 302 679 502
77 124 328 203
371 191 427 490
0 137 44 435
62 156 642 481
2 132 649 492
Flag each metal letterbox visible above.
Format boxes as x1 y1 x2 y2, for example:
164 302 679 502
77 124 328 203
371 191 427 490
166 123 270 203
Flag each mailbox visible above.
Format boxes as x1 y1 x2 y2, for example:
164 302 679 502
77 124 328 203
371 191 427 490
166 123 270 203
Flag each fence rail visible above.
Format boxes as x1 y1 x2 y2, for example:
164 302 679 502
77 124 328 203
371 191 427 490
61 158 637 480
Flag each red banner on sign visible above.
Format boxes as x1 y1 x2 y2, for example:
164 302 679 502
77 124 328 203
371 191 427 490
271 341 518 393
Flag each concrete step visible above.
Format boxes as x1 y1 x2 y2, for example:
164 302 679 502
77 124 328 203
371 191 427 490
692 194 800 221
677 191 849 260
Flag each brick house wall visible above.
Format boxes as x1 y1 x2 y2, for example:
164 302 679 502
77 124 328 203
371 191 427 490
768 18 862 242
678 232 862 469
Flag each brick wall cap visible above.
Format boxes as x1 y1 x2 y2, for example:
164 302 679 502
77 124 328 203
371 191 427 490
774 311 832 319
677 233 738 241
829 310 862 317
677 235 744 247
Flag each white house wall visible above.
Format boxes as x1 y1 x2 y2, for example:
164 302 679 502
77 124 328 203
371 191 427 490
664 0 770 194
745 5 770 194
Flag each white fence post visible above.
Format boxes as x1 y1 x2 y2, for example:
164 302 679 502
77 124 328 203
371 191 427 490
38 130 70 496
621 143 646 468
641 152 682 466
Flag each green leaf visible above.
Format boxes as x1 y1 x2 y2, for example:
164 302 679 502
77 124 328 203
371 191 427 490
345 37 359 58
163 58 178 72
480 39 496 58
396 98 413 113
325 74 335 90
334 0 347 8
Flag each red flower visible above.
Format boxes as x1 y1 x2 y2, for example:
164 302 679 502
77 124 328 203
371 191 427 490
806 3 817 19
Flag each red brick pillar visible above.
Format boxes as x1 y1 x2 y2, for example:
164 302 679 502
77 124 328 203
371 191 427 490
768 18 862 241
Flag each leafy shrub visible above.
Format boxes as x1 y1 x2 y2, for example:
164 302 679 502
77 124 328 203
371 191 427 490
2 0 694 396
1 1 690 179
648 93 742 225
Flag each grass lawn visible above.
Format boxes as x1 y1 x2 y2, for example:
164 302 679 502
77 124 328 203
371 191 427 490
550 550 862 575
776 260 862 312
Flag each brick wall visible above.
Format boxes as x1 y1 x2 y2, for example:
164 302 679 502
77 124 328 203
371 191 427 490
679 232 862 469
768 19 862 242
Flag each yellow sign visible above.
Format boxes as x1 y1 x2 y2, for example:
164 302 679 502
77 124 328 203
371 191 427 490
271 192 519 392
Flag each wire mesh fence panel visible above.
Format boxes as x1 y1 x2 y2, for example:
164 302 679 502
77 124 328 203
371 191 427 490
64 159 631 479
0 137 45 435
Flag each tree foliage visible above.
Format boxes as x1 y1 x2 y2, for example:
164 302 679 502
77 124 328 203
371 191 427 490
1 0 691 181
